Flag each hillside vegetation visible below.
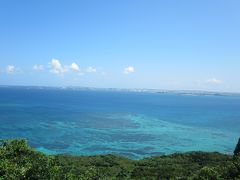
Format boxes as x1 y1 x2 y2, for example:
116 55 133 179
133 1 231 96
0 139 240 179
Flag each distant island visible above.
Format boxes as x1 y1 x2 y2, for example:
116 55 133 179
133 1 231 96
1 85 240 97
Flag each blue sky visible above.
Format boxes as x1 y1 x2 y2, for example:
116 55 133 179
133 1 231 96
0 0 240 92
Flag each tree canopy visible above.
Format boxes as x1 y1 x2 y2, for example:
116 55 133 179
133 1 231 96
0 139 239 179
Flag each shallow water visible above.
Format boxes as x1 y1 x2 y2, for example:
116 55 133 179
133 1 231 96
0 87 239 159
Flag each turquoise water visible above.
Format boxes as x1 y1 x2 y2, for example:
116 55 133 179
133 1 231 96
0 87 239 159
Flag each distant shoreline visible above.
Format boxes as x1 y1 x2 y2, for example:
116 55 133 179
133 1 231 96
1 85 240 97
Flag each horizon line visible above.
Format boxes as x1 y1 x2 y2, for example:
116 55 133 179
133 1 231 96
0 84 240 95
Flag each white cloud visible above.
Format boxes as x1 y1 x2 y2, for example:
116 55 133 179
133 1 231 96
49 59 102 76
33 64 44 71
123 66 135 74
70 63 80 72
6 65 15 74
85 66 97 73
206 78 222 85
49 59 68 75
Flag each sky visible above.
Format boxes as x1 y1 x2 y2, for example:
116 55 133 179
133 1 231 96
0 0 240 92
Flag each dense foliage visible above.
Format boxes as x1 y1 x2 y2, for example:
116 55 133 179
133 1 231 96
0 139 239 179
234 138 240 156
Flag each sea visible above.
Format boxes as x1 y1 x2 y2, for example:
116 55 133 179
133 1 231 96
0 86 239 159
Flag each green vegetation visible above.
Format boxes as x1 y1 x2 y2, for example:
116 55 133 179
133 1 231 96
0 139 240 179
234 138 240 156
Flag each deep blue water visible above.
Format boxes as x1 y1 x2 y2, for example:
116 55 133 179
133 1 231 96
0 87 240 159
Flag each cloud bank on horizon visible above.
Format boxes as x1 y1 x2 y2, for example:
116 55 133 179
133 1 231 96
0 59 225 91
0 59 135 77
